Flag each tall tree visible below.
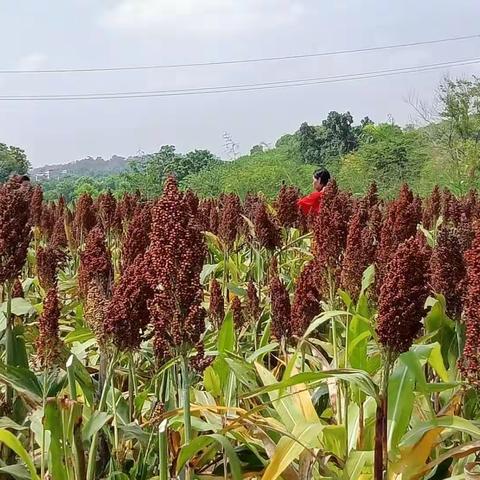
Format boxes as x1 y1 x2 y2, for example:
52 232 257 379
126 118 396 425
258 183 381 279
0 144 30 182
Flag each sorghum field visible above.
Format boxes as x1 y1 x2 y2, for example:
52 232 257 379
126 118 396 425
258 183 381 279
1 175 480 480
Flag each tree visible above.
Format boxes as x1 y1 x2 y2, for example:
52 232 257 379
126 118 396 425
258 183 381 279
336 123 428 197
296 112 368 167
0 144 30 182
436 77 480 192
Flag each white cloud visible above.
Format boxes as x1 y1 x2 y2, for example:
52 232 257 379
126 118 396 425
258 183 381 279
17 53 48 71
100 0 304 33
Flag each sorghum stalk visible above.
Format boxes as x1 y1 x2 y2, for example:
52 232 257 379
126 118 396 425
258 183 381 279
4 281 13 407
180 353 192 480
158 419 169 480
86 352 117 480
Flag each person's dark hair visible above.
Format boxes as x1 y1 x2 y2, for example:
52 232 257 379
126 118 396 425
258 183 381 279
313 169 330 186
20 175 30 182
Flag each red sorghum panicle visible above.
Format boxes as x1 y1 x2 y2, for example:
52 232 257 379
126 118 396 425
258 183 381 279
50 213 68 250
422 185 442 230
442 188 461 226
36 288 63 369
11 278 23 298
73 193 97 243
291 261 321 337
231 296 245 330
197 199 214 232
146 177 207 362
246 279 261 324
121 203 152 271
78 226 113 297
457 213 475 253
460 226 480 387
208 278 224 328
85 280 109 348
106 256 153 351
376 236 430 354
40 203 56 239
116 192 139 226
312 181 351 293
430 227 466 319
275 185 300 229
56 195 66 217
363 182 379 209
218 193 242 249
243 193 262 221
253 201 282 251
0 178 32 284
376 184 421 284
184 189 199 217
97 191 117 232
36 245 65 290
462 189 479 222
269 262 292 342
341 206 376 299
30 185 43 226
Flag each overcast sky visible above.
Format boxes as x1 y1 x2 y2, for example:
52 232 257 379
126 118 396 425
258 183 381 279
0 0 479 167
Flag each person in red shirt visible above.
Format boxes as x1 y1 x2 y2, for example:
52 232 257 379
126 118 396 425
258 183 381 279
297 169 331 215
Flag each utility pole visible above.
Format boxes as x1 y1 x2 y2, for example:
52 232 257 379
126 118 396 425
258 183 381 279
223 132 239 160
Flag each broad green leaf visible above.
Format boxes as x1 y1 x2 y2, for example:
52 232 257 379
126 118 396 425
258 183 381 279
360 264 375 295
261 423 324 480
248 369 379 404
200 263 219 283
203 366 222 398
302 310 351 340
0 298 35 316
254 362 302 430
246 342 279 363
82 411 112 441
321 425 346 458
0 429 39 480
400 416 480 449
224 357 258 391
348 315 372 371
70 354 94 406
344 450 373 479
44 399 68 480
387 359 415 451
177 434 242 479
217 312 234 354
0 464 31 480
0 418 28 431
0 365 42 403
65 327 94 344
119 423 150 446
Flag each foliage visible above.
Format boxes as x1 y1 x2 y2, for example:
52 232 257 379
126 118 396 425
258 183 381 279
0 175 479 479
183 148 316 198
335 123 429 197
0 144 30 182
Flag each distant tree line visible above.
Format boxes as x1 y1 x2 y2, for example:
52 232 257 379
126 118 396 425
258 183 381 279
2 76 479 201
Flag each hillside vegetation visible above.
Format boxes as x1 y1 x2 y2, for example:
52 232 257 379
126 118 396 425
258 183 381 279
2 76 479 201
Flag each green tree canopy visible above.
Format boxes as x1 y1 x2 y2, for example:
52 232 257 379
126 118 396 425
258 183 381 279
0 143 30 182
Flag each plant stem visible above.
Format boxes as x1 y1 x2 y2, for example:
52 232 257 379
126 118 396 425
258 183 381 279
111 372 119 462
180 354 192 480
128 352 135 421
158 419 169 480
4 280 13 409
374 353 391 480
86 353 117 480
40 372 47 480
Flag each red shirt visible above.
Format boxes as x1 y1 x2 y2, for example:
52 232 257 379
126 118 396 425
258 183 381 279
298 190 325 215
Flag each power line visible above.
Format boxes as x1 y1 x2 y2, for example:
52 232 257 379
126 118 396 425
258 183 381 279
1 33 479 74
0 56 478 101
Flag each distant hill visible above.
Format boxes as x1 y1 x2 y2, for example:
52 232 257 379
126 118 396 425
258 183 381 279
30 154 145 181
